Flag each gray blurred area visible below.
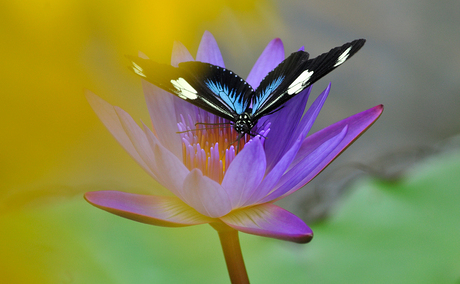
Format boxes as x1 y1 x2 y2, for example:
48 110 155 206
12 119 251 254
212 0 460 222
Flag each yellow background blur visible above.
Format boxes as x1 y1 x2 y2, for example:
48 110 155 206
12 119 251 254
0 0 276 207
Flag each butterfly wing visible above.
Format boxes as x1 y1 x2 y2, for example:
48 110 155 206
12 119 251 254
252 39 366 119
127 56 254 121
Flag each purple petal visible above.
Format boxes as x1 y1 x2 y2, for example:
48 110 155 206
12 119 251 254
272 105 384 200
181 169 232 218
260 125 349 203
196 31 225 67
263 86 312 170
221 138 266 208
85 91 157 179
85 191 214 227
265 84 330 171
244 137 303 206
246 38 285 88
220 203 313 243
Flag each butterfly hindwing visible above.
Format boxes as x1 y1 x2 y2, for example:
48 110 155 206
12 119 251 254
251 51 310 117
251 39 366 119
127 56 253 121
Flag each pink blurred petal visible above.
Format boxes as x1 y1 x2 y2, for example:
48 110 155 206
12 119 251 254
142 81 183 158
85 90 157 179
171 41 194 67
261 125 348 203
246 38 285 88
196 31 225 67
221 138 266 208
220 203 313 243
85 191 214 227
181 169 232 218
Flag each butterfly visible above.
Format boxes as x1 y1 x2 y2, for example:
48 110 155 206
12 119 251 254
127 39 365 139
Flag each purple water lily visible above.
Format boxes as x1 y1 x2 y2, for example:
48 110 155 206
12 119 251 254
85 31 382 282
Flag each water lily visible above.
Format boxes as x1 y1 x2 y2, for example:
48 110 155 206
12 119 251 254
85 31 383 283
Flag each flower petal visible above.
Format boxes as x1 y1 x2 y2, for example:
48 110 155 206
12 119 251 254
140 123 191 200
171 41 194 67
263 86 311 169
85 191 214 227
244 137 303 206
269 105 384 201
261 125 349 203
221 138 266 208
142 81 183 159
246 38 285 88
114 106 190 198
181 169 232 218
283 105 384 196
196 31 225 67
265 84 330 171
85 90 157 179
220 203 313 243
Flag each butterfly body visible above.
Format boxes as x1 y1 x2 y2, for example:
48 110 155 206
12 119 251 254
128 39 366 136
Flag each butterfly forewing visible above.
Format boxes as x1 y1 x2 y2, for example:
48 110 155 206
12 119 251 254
251 39 366 119
127 56 253 121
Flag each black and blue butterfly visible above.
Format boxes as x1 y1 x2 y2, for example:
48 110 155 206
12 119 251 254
127 39 365 139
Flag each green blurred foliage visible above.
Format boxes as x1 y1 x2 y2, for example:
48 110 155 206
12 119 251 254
2 148 459 283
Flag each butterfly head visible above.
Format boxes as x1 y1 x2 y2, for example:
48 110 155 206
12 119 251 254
234 112 255 135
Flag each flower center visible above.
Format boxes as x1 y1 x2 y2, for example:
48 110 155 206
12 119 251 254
177 112 270 183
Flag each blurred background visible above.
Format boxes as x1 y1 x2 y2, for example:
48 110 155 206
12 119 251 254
1 0 459 283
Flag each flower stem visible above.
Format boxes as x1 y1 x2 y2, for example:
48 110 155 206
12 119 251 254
211 223 250 284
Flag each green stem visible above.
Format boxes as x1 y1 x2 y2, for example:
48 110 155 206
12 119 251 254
211 223 250 284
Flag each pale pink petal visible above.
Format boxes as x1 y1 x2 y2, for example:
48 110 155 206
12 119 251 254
196 31 225 67
246 38 285 88
141 41 196 159
85 191 214 226
85 90 157 179
181 169 232 218
221 138 266 208
114 107 189 198
171 41 194 66
260 125 349 203
141 123 191 201
220 203 313 243
142 81 183 159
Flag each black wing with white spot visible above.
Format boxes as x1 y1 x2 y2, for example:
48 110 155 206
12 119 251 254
251 39 366 119
127 56 254 121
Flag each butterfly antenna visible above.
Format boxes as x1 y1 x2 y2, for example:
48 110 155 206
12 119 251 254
228 133 245 154
195 122 233 127
176 125 231 134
